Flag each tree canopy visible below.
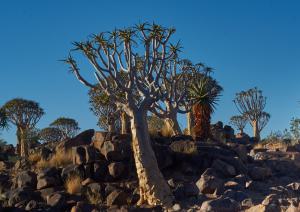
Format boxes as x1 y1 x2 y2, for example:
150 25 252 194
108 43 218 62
50 117 80 140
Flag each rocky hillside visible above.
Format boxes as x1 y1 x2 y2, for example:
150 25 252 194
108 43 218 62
0 129 300 211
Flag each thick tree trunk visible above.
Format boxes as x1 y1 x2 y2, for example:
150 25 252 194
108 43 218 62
186 112 194 135
252 120 260 141
193 104 212 141
121 111 129 134
131 110 174 207
19 128 28 159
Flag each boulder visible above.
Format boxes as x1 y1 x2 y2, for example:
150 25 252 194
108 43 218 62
38 187 63 201
153 144 173 170
37 167 61 190
196 168 224 196
249 166 272 181
46 192 66 210
200 197 240 212
8 188 35 207
212 159 236 177
25 200 38 211
84 183 103 204
61 164 85 182
72 146 86 165
106 190 128 206
59 129 95 151
93 160 108 181
100 139 131 162
16 171 37 189
108 162 125 179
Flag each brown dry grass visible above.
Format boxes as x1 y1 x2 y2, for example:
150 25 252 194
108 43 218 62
65 174 82 195
28 151 42 164
36 149 72 169
161 123 174 137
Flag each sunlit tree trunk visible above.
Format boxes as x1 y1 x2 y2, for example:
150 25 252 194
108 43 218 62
252 120 260 141
186 111 194 135
121 111 130 134
130 110 174 207
19 128 28 159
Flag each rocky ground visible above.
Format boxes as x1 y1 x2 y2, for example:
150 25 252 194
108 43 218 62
0 125 300 211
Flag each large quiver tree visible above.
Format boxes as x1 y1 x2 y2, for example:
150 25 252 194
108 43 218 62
2 98 44 158
64 23 178 207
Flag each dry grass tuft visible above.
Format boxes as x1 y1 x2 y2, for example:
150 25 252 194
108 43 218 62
65 174 82 195
161 123 174 137
28 151 42 164
36 149 72 169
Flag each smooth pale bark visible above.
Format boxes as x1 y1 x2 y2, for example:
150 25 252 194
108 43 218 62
19 128 28 158
252 120 260 140
130 110 174 207
186 112 194 136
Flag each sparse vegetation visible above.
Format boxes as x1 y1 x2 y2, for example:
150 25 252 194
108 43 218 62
65 174 82 194
36 149 72 169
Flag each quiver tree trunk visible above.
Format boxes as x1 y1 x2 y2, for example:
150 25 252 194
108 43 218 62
16 126 21 155
193 104 212 141
252 120 260 141
19 128 28 159
130 110 174 207
186 111 194 136
121 111 130 134
107 113 116 133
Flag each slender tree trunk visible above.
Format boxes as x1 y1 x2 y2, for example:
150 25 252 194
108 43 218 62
252 120 260 141
164 115 182 136
240 128 244 134
186 111 194 135
19 128 28 159
107 113 115 133
130 110 174 207
121 111 129 134
16 126 21 155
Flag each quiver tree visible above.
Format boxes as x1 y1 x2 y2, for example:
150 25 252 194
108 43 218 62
188 66 223 140
234 87 270 140
50 117 80 140
39 127 64 143
0 108 8 130
230 115 248 134
88 85 120 132
150 59 191 136
64 23 179 206
2 98 44 158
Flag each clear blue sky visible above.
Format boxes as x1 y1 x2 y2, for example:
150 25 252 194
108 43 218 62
1 0 300 145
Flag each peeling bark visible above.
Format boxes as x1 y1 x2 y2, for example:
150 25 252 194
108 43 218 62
131 110 174 207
